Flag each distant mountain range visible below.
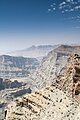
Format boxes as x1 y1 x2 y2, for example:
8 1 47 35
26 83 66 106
7 45 58 58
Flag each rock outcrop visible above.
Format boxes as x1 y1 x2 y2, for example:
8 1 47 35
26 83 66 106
29 45 80 90
57 54 80 102
5 86 80 120
5 52 80 120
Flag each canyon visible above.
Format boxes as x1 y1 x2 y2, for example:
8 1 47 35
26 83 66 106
4 45 80 120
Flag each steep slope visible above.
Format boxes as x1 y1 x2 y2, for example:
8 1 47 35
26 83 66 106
29 45 80 89
5 47 80 120
57 54 80 102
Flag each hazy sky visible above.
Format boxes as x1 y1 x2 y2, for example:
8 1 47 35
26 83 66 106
0 0 80 54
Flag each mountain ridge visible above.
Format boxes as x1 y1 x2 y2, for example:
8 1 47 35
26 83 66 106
7 45 59 58
5 45 80 120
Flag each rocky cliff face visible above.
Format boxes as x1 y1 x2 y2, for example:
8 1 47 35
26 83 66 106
29 45 80 90
5 45 80 120
0 55 39 78
57 54 80 102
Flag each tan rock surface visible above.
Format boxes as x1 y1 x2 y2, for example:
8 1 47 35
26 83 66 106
5 49 80 120
5 85 80 120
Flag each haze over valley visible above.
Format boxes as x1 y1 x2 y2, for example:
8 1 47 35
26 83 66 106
0 0 80 120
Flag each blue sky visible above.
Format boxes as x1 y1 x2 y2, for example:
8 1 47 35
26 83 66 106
0 0 80 54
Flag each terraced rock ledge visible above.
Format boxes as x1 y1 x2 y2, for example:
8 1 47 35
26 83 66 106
5 54 80 120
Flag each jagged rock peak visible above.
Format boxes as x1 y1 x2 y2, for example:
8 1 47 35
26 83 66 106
57 54 80 102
